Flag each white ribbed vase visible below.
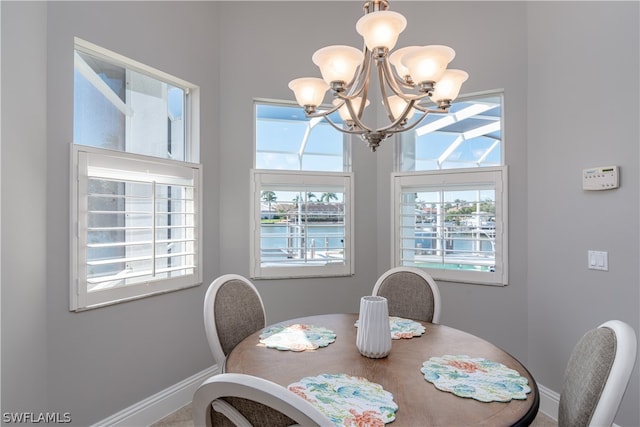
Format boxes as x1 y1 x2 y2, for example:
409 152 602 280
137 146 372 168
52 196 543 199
356 296 392 359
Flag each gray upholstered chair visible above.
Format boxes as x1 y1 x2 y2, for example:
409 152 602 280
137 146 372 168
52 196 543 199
372 267 441 323
192 373 332 427
203 274 266 374
558 320 637 427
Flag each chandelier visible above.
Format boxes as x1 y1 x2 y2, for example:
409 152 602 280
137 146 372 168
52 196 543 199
288 0 469 152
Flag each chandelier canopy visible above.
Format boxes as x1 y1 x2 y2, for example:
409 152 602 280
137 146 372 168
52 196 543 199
289 0 469 152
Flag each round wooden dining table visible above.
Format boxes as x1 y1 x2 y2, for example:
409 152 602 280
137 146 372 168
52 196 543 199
225 313 539 427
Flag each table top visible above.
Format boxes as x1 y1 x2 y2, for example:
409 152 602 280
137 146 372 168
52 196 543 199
225 313 539 427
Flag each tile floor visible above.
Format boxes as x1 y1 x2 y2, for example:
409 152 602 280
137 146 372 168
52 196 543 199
151 403 558 426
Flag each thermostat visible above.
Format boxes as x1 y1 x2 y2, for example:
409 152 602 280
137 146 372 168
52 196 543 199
582 166 619 191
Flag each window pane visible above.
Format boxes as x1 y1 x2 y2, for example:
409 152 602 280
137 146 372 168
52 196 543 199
399 94 502 172
399 187 496 273
74 50 186 161
74 53 126 151
255 103 347 172
259 187 346 267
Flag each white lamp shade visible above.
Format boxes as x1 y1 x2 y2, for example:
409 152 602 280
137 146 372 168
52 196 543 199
288 77 329 107
333 97 370 121
430 69 469 103
387 95 415 120
356 11 407 51
401 45 456 84
389 46 420 78
312 45 364 84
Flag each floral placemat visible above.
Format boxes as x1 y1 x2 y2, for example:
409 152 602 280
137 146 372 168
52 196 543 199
420 355 532 402
288 373 398 426
354 316 426 339
258 324 336 351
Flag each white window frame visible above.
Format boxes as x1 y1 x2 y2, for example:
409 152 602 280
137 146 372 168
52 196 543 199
71 39 202 311
392 166 508 285
250 170 354 279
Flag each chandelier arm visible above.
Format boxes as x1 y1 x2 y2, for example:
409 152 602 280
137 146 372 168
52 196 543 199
343 98 374 134
344 99 362 130
343 47 373 98
412 103 449 114
334 75 370 121
383 53 416 90
383 55 416 91
332 86 370 129
376 99 422 133
391 73 415 90
322 114 370 136
343 56 366 94
356 69 371 118
377 62 398 122
379 59 438 104
339 65 373 133
377 61 420 129
358 68 371 117
379 56 415 97
387 109 431 134
303 103 343 118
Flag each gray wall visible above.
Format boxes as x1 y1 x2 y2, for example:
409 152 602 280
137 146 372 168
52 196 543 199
1 0 49 415
1 1 638 426
3 1 221 424
527 2 639 425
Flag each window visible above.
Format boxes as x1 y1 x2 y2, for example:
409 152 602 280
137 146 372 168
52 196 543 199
71 38 202 310
393 92 507 285
251 101 353 279
254 102 350 172
251 171 353 278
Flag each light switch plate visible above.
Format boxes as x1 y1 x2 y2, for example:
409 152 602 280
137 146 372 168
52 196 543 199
588 250 608 271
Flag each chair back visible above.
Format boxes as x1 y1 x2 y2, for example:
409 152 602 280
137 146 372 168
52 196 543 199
204 274 266 372
192 373 332 427
559 320 637 427
372 267 441 323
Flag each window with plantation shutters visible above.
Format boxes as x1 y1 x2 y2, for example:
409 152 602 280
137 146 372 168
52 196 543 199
251 100 353 279
250 170 353 279
393 91 508 285
71 38 201 310
392 167 507 285
73 147 202 310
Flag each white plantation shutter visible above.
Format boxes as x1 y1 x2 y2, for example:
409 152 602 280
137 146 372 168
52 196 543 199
73 146 202 310
392 167 508 285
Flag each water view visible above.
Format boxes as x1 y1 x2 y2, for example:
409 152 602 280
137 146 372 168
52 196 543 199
259 223 495 272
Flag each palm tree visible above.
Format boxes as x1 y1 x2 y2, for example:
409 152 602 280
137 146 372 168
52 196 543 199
306 192 317 203
261 191 277 212
320 192 338 203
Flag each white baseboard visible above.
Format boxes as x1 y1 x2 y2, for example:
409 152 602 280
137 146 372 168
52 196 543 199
538 383 560 422
536 383 621 427
92 365 218 427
